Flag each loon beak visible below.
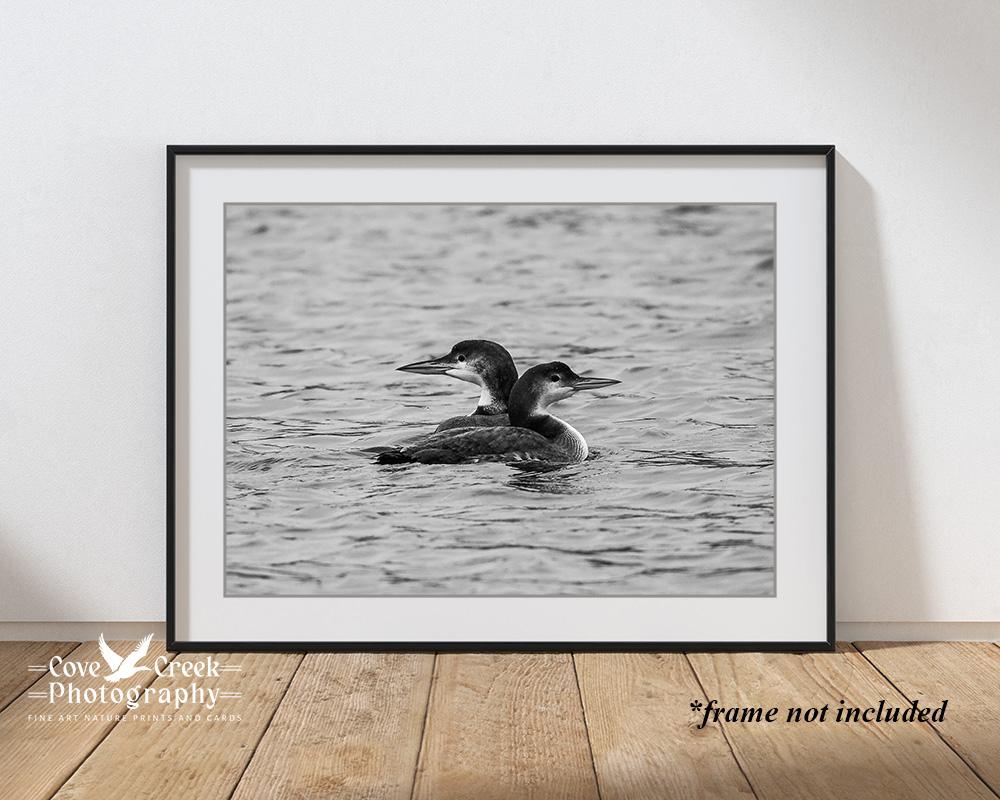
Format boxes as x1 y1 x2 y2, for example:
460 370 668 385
571 375 621 391
396 355 452 375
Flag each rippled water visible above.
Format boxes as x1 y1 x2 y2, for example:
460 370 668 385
225 203 774 597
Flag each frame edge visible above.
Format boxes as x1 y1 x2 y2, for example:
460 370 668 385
164 145 837 653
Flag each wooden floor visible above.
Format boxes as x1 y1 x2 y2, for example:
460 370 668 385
0 642 998 799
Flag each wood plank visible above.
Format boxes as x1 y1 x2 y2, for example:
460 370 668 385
576 652 754 799
856 641 1000 794
413 653 600 800
688 645 996 799
0 641 78 711
231 652 433 800
53 652 301 800
0 639 169 800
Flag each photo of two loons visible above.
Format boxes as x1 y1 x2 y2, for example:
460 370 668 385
372 339 621 466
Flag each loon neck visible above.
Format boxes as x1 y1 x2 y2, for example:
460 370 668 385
517 411 589 461
473 384 507 415
468 361 517 416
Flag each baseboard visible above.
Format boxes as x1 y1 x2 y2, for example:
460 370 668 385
1 620 998 643
836 621 1000 642
0 621 167 641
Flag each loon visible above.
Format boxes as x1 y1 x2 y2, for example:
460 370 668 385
396 340 518 431
377 362 620 465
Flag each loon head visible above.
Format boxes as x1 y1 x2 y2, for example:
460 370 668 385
396 339 518 413
508 361 621 425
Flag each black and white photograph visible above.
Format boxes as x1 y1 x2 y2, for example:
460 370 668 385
224 202 776 599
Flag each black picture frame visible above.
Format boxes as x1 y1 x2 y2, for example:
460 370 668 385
167 145 835 653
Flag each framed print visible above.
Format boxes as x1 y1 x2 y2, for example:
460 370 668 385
168 145 834 651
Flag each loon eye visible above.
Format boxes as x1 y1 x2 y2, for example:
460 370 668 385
457 354 466 363
550 374 560 383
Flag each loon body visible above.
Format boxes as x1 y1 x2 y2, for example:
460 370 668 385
378 362 620 465
396 340 518 431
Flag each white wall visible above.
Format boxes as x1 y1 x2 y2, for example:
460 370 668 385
2 1 998 633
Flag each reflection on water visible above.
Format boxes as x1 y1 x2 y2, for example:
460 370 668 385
225 204 775 596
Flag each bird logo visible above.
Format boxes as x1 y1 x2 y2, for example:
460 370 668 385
98 633 153 682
